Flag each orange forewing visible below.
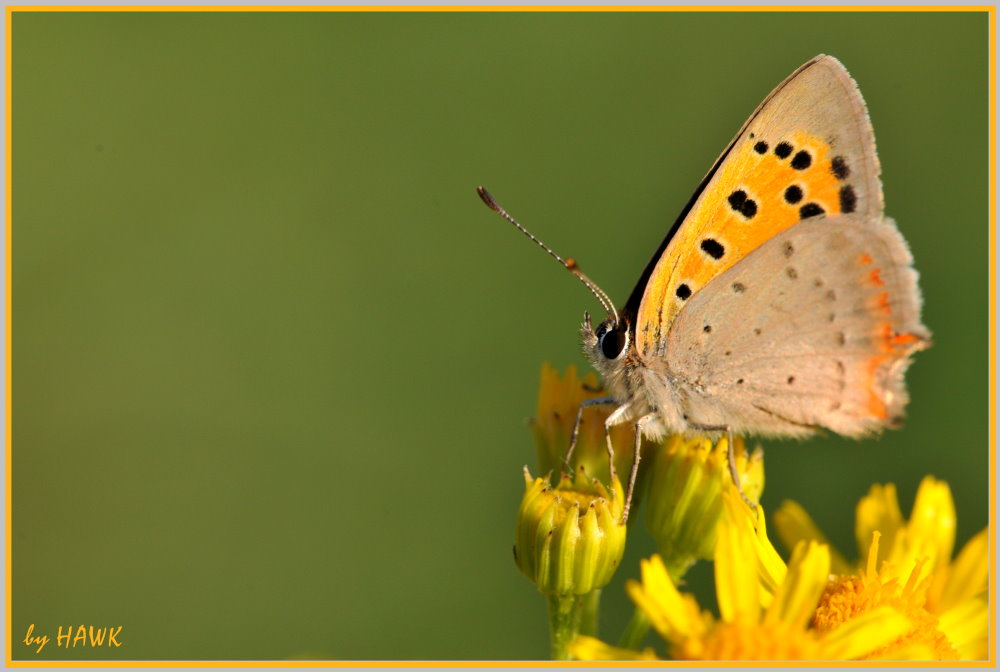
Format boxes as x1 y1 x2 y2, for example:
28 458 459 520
634 56 880 360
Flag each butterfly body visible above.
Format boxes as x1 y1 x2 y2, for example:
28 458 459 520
581 55 930 444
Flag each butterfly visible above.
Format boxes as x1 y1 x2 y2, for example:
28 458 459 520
479 55 931 522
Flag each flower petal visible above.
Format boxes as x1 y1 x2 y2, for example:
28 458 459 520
764 540 831 629
822 605 914 660
626 555 707 643
568 635 659 661
715 491 762 621
749 499 787 601
855 483 903 567
936 527 989 612
773 500 852 575
937 596 989 661
902 476 956 578
864 642 937 661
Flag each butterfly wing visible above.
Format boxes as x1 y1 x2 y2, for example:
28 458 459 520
663 213 930 437
631 55 883 361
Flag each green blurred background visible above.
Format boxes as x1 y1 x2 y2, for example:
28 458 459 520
12 10 989 661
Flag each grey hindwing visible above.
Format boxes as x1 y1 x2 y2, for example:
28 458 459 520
663 214 930 438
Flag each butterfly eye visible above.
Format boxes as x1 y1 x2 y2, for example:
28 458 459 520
599 325 629 360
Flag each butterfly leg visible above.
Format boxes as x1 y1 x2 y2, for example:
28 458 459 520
564 396 617 474
600 403 631 488
621 412 656 525
689 423 756 510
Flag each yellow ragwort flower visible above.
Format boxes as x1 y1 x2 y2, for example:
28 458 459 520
644 434 764 580
514 467 626 596
530 363 640 488
774 475 989 660
571 492 915 661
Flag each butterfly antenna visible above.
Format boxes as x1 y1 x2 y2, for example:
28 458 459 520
477 186 620 326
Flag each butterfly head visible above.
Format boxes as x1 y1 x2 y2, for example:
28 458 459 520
582 311 635 386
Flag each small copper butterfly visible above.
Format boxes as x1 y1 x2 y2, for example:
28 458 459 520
479 55 931 521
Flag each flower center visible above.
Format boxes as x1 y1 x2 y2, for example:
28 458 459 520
814 575 959 660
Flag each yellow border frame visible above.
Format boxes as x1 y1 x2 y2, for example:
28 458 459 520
4 4 995 668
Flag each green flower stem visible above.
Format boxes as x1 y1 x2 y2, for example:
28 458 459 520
667 556 696 584
617 607 650 650
547 594 583 660
580 589 601 637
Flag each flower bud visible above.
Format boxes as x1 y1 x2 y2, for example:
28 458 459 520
514 466 627 595
644 435 764 580
529 363 636 485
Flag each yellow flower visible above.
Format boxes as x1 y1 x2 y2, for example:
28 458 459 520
530 363 640 488
644 434 764 580
567 637 659 662
514 467 626 596
570 492 915 661
774 476 988 660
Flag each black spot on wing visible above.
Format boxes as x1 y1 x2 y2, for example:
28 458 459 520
839 185 857 213
700 238 725 259
790 150 812 170
728 190 758 219
800 203 825 219
831 156 850 179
